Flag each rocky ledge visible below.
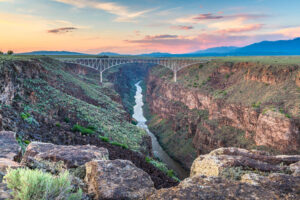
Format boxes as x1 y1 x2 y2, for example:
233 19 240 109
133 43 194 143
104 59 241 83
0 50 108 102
0 131 299 200
150 147 300 200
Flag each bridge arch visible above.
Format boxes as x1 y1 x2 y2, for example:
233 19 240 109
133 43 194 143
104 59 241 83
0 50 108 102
60 58 209 83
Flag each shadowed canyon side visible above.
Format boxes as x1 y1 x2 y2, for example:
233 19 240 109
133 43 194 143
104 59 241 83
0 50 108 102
146 59 300 169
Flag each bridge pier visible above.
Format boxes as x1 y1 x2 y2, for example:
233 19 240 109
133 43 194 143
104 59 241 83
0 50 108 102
100 71 103 83
173 70 177 82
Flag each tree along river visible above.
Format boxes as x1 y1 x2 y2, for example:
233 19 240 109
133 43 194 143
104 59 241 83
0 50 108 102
132 81 188 179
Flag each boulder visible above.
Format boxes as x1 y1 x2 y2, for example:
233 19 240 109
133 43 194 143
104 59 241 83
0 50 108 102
0 131 21 161
0 183 12 200
0 114 2 130
190 147 300 177
289 161 300 176
21 142 109 170
85 159 155 200
148 175 300 200
0 158 21 174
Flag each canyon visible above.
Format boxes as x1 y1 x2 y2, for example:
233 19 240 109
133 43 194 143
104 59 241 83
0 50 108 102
0 56 299 199
145 59 299 169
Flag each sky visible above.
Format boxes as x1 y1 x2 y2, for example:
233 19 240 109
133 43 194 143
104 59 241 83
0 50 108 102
1 0 300 54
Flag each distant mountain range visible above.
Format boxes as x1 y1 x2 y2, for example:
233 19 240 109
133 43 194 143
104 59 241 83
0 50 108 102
19 37 300 57
139 52 173 57
236 37 300 55
19 51 88 55
191 46 239 54
98 52 120 56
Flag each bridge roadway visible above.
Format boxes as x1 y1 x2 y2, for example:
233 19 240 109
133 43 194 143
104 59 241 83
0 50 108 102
58 57 210 83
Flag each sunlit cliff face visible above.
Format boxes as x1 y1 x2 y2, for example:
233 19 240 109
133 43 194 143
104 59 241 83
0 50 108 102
0 0 300 54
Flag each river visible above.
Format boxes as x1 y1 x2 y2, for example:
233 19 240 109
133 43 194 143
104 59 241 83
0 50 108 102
132 81 188 179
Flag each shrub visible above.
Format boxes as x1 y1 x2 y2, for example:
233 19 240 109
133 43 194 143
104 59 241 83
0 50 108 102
64 117 70 123
55 122 61 127
145 156 151 163
21 112 30 120
110 141 129 149
20 112 38 125
145 157 180 182
87 125 96 131
16 136 30 154
4 168 82 200
99 135 109 142
71 124 95 135
7 50 14 55
251 102 261 109
131 120 138 125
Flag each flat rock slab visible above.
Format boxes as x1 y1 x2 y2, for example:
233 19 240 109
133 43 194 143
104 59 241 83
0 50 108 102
190 147 300 177
21 142 109 169
85 159 155 200
0 131 21 161
148 175 300 200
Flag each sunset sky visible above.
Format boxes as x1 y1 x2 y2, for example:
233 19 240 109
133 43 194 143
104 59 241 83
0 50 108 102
1 0 300 54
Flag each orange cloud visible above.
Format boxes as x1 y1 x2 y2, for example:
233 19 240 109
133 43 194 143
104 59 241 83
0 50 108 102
126 34 249 53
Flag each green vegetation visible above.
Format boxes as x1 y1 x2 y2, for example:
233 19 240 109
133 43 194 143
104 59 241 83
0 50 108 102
64 117 70 123
216 56 300 65
145 156 180 182
71 124 95 135
151 56 300 118
110 141 129 149
7 50 14 55
0 56 149 153
4 168 82 200
98 135 109 142
20 112 38 125
147 113 198 169
251 101 261 109
16 135 31 154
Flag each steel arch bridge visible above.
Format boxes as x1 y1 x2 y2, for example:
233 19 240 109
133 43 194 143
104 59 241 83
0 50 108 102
59 57 210 83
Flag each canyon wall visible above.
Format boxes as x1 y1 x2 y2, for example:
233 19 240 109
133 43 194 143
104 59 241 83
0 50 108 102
146 61 299 168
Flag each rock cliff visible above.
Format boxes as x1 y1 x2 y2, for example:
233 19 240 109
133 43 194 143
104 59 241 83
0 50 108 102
146 60 299 168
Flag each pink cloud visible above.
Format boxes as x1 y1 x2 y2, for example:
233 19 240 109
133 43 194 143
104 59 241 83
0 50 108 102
126 34 246 53
217 24 263 34
170 25 194 30
193 13 224 20
144 34 178 39
125 33 286 54
276 26 300 38
176 13 267 24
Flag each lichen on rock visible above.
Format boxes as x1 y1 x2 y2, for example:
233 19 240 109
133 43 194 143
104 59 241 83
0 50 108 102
21 142 109 170
85 159 155 200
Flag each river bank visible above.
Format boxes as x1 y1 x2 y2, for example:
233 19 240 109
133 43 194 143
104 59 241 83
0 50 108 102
133 81 188 179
